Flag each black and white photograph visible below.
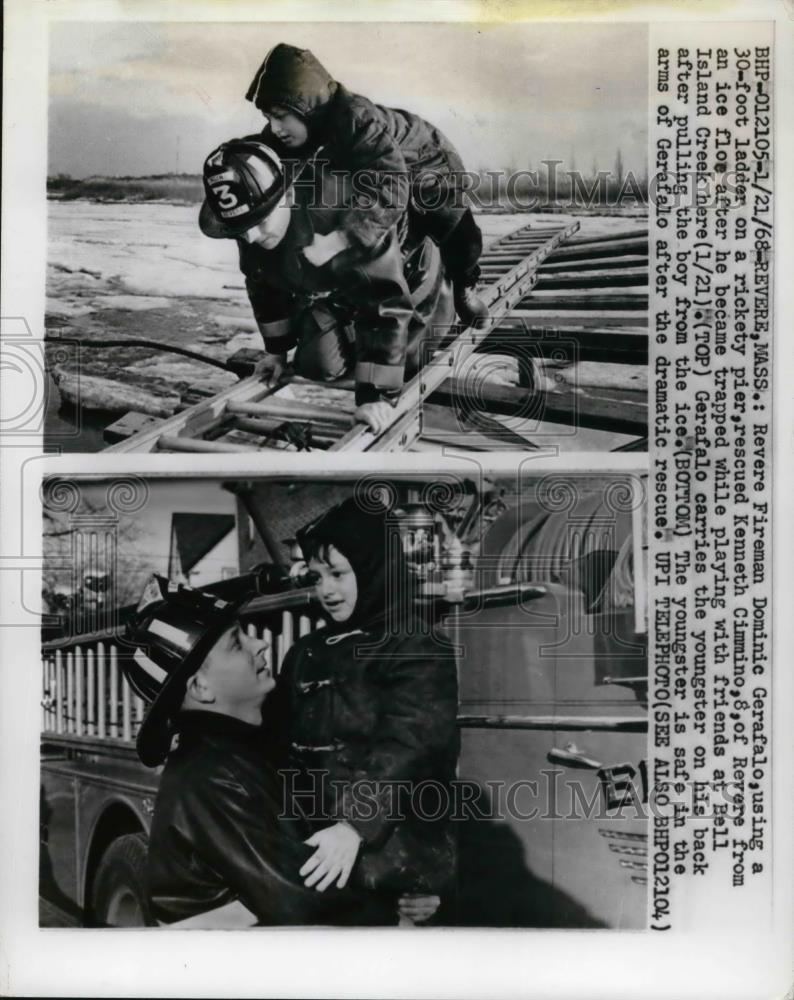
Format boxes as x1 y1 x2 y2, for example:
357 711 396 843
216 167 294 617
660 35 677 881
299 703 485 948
2 1 793 997
40 469 648 929
43 21 649 455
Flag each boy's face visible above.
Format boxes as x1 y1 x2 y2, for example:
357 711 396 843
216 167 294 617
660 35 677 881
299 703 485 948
239 193 292 249
194 623 274 713
309 545 358 623
265 105 309 149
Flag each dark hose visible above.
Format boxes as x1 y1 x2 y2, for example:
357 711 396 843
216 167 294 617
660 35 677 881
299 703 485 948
46 336 240 374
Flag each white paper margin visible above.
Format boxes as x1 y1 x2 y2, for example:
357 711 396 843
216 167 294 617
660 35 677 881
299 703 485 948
1 1 792 998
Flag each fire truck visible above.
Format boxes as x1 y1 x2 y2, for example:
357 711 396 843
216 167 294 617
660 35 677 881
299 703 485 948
40 473 648 929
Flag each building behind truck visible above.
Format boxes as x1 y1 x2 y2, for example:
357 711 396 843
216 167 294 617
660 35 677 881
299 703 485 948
40 473 648 928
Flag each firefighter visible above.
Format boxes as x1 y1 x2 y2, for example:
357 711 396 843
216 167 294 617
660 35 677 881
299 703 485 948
200 139 455 435
262 497 459 910
123 575 438 926
245 43 487 330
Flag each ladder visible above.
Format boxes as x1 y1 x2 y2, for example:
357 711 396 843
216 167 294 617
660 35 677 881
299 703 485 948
105 220 647 454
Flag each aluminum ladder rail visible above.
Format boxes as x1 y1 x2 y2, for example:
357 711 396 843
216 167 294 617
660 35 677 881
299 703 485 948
332 221 580 451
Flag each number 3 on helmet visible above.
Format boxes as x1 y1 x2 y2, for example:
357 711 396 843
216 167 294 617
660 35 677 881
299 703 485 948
199 139 292 240
213 184 239 211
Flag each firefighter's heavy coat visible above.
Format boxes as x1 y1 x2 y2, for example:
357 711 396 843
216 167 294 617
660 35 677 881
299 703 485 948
239 192 453 405
146 711 394 924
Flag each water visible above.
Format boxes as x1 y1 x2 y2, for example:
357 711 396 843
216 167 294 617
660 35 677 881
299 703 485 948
44 373 115 453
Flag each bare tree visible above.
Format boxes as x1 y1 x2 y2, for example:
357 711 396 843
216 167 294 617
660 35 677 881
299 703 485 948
614 148 625 187
42 484 151 631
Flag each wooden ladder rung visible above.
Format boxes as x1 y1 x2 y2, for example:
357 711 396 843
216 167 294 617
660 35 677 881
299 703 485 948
157 435 260 453
231 416 339 446
227 399 351 425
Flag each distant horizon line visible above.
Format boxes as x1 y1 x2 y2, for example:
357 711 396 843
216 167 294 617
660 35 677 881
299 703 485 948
48 165 648 182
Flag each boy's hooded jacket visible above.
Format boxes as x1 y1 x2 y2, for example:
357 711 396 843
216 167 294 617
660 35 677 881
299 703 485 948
240 44 468 405
246 44 468 249
263 499 460 895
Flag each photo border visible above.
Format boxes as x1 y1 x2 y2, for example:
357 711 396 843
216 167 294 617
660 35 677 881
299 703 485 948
2 1 792 998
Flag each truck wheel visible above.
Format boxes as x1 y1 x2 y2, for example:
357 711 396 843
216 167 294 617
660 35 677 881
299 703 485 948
90 833 153 927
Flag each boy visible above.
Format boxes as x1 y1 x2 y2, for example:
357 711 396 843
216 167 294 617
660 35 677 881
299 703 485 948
245 43 487 328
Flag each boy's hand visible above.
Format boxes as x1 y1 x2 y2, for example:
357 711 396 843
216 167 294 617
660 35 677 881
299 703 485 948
302 229 350 267
398 893 441 924
254 352 287 387
301 822 362 891
354 401 394 434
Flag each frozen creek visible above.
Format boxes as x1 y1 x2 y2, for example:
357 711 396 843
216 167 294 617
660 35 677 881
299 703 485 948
45 200 647 446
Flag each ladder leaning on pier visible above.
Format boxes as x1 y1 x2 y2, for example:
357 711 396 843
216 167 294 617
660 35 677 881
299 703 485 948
104 220 648 454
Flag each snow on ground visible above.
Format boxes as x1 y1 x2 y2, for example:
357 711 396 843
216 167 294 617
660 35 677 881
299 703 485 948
98 294 176 311
47 202 646 319
48 201 247 316
47 202 255 397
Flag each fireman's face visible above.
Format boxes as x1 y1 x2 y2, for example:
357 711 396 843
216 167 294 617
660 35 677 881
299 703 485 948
309 545 358 623
199 623 274 710
265 105 309 148
240 193 292 249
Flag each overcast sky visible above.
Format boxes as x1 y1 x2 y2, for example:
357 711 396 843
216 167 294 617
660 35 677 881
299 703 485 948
49 21 647 178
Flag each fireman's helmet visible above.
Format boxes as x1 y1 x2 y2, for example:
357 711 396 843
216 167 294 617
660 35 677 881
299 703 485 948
199 139 291 239
123 575 250 766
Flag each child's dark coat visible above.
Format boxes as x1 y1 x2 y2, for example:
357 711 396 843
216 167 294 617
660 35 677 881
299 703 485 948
246 44 470 251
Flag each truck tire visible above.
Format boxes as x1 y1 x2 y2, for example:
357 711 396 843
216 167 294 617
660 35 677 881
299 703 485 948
90 833 154 927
